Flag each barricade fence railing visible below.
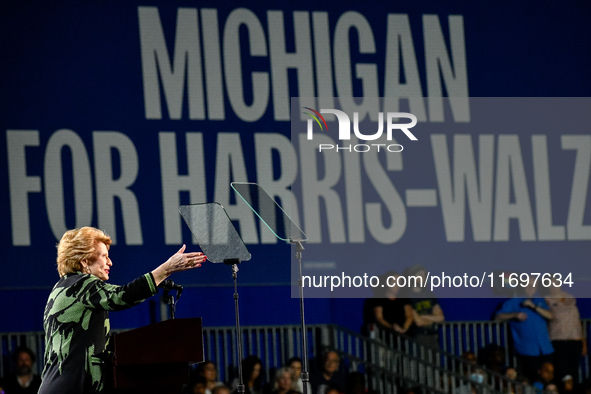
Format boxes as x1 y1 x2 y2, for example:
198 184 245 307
438 320 591 383
345 324 530 394
2 319 589 392
438 321 517 370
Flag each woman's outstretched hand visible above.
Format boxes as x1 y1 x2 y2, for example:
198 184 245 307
166 244 207 272
152 244 207 286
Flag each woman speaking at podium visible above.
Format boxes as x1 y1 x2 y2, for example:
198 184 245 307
38 227 206 394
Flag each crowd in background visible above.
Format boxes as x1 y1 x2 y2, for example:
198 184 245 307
0 267 587 394
184 351 373 394
363 266 587 394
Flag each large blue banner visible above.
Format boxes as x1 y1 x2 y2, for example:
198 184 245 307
1 1 590 300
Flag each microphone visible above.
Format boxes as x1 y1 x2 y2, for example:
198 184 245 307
159 279 183 318
158 279 183 291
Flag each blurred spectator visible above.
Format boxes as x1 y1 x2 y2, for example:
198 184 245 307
506 368 518 381
212 386 231 394
286 357 310 394
270 367 300 394
480 344 507 375
545 384 559 394
459 351 477 376
189 376 207 394
231 356 265 394
0 347 42 394
195 361 224 394
373 272 413 340
479 344 507 390
532 362 554 391
458 352 483 394
495 277 554 382
311 350 345 394
324 388 339 394
362 289 380 337
514 375 530 394
401 265 445 349
545 282 586 385
561 375 574 394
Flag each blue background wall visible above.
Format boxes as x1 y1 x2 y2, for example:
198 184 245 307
1 0 590 332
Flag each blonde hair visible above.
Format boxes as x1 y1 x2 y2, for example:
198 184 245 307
56 227 112 277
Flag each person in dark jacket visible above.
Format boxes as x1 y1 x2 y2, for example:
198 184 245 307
0 347 42 394
39 227 206 394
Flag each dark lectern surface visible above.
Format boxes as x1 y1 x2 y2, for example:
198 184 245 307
113 317 204 393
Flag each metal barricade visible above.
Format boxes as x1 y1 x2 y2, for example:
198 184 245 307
3 319 589 392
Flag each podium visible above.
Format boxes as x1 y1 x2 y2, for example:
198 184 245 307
112 318 204 393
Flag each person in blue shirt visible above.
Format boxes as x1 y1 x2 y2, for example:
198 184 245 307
495 276 554 384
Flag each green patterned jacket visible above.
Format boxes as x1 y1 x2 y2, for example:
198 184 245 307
39 272 158 394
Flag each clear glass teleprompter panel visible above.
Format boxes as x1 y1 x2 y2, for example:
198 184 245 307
178 203 251 263
230 182 307 242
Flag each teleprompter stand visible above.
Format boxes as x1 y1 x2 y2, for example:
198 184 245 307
225 258 245 393
179 203 251 394
230 182 310 394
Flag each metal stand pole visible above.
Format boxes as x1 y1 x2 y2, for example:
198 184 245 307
293 240 310 394
226 260 245 394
